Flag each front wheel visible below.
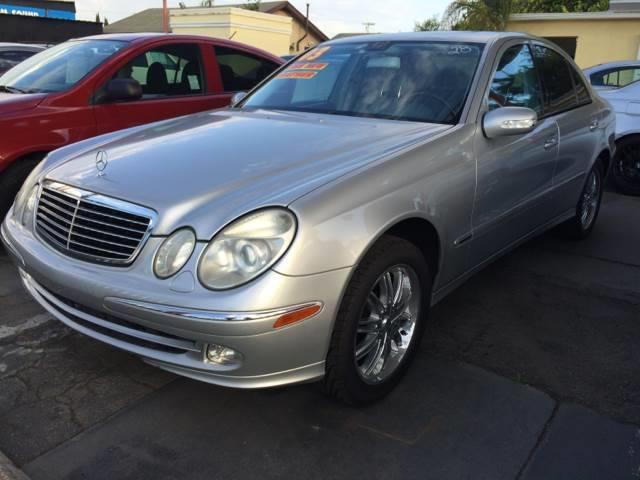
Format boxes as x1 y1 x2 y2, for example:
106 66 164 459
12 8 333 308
323 236 431 405
558 161 604 240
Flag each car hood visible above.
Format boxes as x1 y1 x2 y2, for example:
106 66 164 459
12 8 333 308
0 93 47 115
45 109 449 238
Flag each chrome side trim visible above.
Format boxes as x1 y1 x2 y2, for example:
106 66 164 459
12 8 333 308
107 297 324 324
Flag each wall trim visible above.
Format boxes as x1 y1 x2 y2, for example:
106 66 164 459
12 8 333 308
170 21 291 35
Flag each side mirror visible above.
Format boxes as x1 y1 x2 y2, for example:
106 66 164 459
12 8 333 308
231 91 247 106
483 107 537 139
105 78 142 102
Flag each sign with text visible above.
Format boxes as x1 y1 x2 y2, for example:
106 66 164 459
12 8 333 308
0 3 75 20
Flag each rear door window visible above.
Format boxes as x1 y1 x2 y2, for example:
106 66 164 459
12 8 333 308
533 45 578 116
113 43 204 98
590 67 640 88
214 46 279 92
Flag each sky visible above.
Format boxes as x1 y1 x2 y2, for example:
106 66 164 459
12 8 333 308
73 0 452 38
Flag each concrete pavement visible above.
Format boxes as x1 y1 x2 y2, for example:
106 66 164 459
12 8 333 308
0 191 639 479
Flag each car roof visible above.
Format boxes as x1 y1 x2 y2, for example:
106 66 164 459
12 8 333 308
326 31 530 45
0 42 45 51
584 60 640 73
66 32 283 63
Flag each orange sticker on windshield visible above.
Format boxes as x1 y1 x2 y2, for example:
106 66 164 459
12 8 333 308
288 62 328 71
299 46 331 61
277 71 318 80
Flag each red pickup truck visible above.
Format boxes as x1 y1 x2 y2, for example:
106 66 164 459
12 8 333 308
0 33 283 216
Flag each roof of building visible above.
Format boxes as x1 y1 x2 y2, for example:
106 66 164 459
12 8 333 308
104 8 165 33
220 1 328 40
509 11 640 21
105 2 328 41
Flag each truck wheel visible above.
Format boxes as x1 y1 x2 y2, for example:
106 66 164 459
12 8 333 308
323 235 432 405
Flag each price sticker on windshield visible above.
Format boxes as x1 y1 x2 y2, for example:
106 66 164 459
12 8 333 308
299 46 331 61
288 62 328 71
277 71 318 80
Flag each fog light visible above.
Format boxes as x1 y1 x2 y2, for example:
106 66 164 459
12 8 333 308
206 344 243 365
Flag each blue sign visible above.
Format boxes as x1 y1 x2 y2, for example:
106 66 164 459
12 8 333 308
0 3 76 20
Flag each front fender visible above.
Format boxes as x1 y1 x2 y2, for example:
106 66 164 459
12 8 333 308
275 125 477 291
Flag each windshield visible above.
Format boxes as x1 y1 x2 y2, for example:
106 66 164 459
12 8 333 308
242 41 484 124
0 40 126 94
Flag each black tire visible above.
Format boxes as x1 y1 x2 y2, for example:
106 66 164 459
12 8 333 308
0 154 43 221
558 160 605 240
323 235 432 405
611 136 640 196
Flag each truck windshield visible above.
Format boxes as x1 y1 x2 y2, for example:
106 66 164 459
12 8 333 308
0 39 126 94
241 41 484 124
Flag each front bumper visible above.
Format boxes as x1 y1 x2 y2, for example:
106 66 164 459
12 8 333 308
2 214 351 388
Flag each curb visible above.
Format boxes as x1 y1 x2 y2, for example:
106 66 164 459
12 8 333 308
0 451 30 480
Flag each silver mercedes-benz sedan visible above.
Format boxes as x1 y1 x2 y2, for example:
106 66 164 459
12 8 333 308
2 32 615 404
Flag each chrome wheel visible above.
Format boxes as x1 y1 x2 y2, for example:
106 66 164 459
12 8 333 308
579 169 600 229
354 265 421 384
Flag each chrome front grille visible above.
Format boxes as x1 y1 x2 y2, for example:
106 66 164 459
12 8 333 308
35 181 156 265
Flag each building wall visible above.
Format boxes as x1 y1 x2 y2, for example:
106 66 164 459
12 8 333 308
170 7 291 56
507 18 640 68
271 10 323 53
0 13 101 43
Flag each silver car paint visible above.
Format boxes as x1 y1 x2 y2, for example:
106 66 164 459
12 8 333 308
2 32 615 388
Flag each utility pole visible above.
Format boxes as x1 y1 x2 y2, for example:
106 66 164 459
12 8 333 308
162 0 169 33
363 21 375 33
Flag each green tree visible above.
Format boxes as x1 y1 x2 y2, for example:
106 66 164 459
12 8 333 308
243 0 261 11
515 0 608 12
201 0 213 6
95 12 101 23
443 0 608 31
104 17 109 26
443 0 515 31
414 15 441 31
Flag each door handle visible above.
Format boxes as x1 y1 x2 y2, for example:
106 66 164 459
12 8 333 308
544 136 558 150
589 119 599 131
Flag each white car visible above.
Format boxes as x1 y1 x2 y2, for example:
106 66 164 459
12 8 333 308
0 43 45 76
584 62 640 195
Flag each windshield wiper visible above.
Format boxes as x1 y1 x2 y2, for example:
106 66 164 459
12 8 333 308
0 85 28 94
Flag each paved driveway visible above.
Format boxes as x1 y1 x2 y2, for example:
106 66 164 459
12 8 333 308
1 192 639 480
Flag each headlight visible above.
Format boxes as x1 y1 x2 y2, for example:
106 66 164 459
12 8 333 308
198 208 296 290
21 185 38 228
13 184 38 228
153 228 196 279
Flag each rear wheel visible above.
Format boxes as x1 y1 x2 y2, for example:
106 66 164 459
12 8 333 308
323 236 431 405
0 155 43 221
611 137 640 196
558 161 604 240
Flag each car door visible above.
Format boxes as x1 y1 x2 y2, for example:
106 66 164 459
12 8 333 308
93 42 229 134
531 43 603 216
471 41 559 264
